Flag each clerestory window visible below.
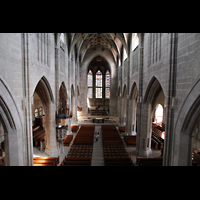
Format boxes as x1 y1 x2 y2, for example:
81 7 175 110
96 70 102 98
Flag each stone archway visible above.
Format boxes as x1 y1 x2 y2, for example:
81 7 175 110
173 77 200 165
32 76 58 157
138 76 165 157
0 76 23 165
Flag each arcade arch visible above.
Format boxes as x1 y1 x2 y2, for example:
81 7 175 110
32 76 58 157
0 76 23 165
138 77 166 157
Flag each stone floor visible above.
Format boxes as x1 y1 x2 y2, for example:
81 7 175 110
91 125 104 166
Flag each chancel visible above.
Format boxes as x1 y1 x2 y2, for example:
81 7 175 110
0 33 200 166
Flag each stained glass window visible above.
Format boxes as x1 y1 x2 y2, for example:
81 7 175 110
96 88 102 98
96 70 102 87
88 88 93 98
105 70 110 99
96 70 102 98
88 70 93 98
60 33 65 43
105 88 110 99
60 33 65 49
35 108 38 118
105 70 110 87
88 70 93 87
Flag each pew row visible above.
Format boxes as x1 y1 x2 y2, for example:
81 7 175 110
33 156 59 166
124 135 136 146
136 157 163 166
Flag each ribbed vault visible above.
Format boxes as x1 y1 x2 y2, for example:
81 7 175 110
69 33 129 64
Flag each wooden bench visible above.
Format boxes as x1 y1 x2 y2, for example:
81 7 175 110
0 157 5 166
62 156 91 166
33 160 56 166
193 151 200 165
64 125 95 165
102 125 134 165
151 131 164 150
64 135 73 146
63 160 90 165
65 157 91 161
73 125 95 145
33 156 59 165
124 135 136 146
104 158 133 166
34 164 56 166
136 157 163 166
119 126 126 132
71 125 79 132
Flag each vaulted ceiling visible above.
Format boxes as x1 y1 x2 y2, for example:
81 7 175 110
69 33 130 65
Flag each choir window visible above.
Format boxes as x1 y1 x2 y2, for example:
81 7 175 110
105 70 110 99
123 47 128 61
96 70 102 98
87 70 93 98
155 104 163 124
132 33 139 51
60 33 65 50
35 108 39 118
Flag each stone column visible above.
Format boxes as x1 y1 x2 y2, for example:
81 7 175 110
136 34 152 156
126 97 133 135
22 33 34 166
163 33 178 166
138 103 152 157
72 61 78 125
67 55 72 135
55 46 60 111
45 102 59 156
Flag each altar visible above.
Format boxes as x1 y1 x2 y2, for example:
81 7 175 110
92 118 104 123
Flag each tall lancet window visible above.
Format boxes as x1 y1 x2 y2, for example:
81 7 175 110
87 70 93 98
105 70 110 99
96 70 102 98
60 33 65 50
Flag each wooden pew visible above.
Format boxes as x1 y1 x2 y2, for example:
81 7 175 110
102 125 134 166
119 126 126 132
65 157 91 161
34 164 55 166
0 157 5 166
193 151 200 165
33 160 56 166
71 125 79 132
73 125 95 145
104 158 133 166
62 156 91 166
136 157 163 166
33 156 59 165
151 131 164 150
63 160 90 166
124 136 136 146
63 125 95 166
64 135 73 146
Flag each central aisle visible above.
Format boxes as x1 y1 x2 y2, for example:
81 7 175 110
91 125 104 166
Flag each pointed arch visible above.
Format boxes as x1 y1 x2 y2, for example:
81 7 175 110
71 84 75 97
59 81 68 110
122 84 127 98
129 82 138 100
173 76 200 165
118 86 121 97
87 55 111 73
0 75 23 165
143 76 165 104
33 76 54 104
77 85 80 96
